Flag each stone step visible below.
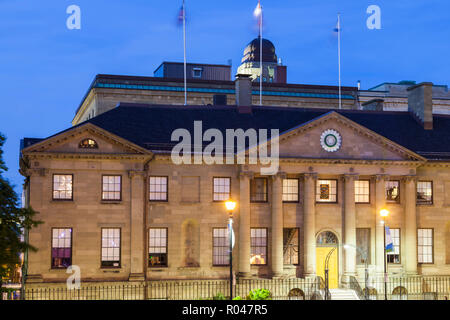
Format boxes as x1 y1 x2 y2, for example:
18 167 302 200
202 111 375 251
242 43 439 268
329 289 360 300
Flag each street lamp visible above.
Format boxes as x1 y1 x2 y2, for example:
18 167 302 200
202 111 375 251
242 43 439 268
380 208 389 300
324 247 336 300
225 199 236 300
343 244 369 300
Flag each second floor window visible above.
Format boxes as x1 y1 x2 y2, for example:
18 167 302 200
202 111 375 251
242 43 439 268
102 175 121 201
53 174 73 200
386 181 400 202
417 181 433 204
355 180 370 203
250 178 268 202
213 177 231 201
149 176 168 201
149 228 168 267
283 179 299 202
51 228 72 269
101 228 121 268
316 179 337 203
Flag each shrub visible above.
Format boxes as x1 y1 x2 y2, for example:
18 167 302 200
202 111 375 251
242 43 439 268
247 288 272 300
232 296 244 300
213 293 227 300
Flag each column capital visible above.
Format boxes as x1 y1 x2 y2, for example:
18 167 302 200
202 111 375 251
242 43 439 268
128 170 146 179
341 174 359 182
26 168 49 177
269 172 287 180
239 171 254 180
401 175 417 183
302 173 318 181
372 174 389 182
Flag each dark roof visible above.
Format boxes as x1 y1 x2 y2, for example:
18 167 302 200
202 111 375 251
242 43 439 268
241 37 278 64
24 104 450 161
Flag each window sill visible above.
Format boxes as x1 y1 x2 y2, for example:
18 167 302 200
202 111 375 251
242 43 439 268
101 200 122 205
101 268 122 273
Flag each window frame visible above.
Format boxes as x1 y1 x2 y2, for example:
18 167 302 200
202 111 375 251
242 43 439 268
52 174 74 201
282 178 300 203
149 176 169 202
386 180 400 203
212 227 230 266
100 228 121 268
101 175 122 202
148 227 168 268
250 177 268 203
356 228 371 265
250 227 268 266
283 228 299 265
316 179 338 203
417 181 433 205
355 180 371 204
51 227 73 269
387 228 401 264
212 177 231 202
417 228 434 264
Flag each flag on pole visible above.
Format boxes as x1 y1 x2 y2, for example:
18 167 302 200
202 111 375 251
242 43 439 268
228 219 235 249
385 226 394 252
254 1 262 30
333 14 342 110
333 17 341 34
176 1 188 105
177 4 186 26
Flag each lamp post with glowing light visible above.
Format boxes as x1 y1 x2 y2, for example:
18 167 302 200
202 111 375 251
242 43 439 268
380 208 389 300
225 199 236 300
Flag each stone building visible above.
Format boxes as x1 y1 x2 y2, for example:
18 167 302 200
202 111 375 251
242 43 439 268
20 76 450 291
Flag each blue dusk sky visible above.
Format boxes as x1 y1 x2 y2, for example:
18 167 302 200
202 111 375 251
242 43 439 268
1 0 449 196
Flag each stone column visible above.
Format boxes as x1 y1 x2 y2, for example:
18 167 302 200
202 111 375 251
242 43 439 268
374 175 388 275
238 172 252 278
404 176 418 274
303 173 317 277
343 174 358 276
128 170 145 281
271 172 286 278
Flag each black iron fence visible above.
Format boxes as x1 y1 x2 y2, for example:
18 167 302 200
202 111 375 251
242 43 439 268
18 278 323 301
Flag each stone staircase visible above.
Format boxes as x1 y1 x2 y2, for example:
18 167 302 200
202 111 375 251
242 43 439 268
329 288 360 300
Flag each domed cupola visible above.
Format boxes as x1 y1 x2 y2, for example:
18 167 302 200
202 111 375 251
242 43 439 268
241 37 278 64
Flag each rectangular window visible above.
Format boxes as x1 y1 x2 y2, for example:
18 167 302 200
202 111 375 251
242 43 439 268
356 228 371 265
212 228 229 266
387 228 400 264
51 228 72 268
53 174 73 200
149 176 168 201
102 175 121 201
250 178 268 202
417 181 433 205
192 68 203 78
418 229 433 264
355 180 370 203
316 179 337 203
101 228 121 268
386 181 400 202
283 179 299 202
283 228 299 265
213 177 231 201
250 228 267 265
149 228 168 267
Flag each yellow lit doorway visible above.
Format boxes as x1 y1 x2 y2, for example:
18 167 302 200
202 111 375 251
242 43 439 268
316 231 339 289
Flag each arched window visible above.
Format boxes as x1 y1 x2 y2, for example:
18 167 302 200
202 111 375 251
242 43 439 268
392 286 407 300
316 231 338 246
288 288 305 300
79 138 98 149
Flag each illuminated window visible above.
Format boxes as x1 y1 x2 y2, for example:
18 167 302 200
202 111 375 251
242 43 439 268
356 228 371 264
418 229 433 264
102 175 121 201
51 228 72 268
386 181 400 202
387 228 400 264
250 228 267 265
149 228 167 267
212 228 229 266
283 228 299 265
417 181 433 205
53 174 73 200
316 179 337 202
101 228 121 268
283 179 299 202
213 177 231 201
79 138 98 149
149 176 168 201
250 178 268 202
355 180 370 203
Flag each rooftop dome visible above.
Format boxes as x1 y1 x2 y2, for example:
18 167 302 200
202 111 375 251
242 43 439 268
241 37 278 64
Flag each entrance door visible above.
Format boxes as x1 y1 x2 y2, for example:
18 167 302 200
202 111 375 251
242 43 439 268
316 231 339 289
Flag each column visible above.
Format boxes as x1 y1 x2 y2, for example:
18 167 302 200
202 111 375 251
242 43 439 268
303 173 317 277
238 172 252 278
374 175 388 275
343 174 358 276
404 176 418 274
128 170 145 281
271 172 285 278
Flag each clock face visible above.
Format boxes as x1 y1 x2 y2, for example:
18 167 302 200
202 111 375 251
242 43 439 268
320 129 342 152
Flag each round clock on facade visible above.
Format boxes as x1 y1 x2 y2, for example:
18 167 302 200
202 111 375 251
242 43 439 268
320 129 342 152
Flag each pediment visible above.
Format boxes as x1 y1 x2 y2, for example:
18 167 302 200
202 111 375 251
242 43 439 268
276 112 425 162
22 123 151 156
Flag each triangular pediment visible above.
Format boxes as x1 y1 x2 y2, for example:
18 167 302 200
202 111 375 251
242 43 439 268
22 123 151 156
275 111 425 162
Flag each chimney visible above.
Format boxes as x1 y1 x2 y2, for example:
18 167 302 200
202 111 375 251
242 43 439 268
235 74 252 113
407 82 433 130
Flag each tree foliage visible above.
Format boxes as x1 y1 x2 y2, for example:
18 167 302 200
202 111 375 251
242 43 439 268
0 133 42 289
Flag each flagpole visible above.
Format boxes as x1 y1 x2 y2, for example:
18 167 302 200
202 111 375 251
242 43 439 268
183 0 187 105
338 13 341 110
259 2 263 106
